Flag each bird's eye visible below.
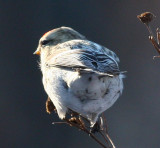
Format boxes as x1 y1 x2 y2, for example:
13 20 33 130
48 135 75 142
41 40 51 45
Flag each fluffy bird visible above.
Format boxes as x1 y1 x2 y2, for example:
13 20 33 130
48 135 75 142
34 27 124 126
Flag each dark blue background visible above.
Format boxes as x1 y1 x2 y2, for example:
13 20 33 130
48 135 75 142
1 0 160 147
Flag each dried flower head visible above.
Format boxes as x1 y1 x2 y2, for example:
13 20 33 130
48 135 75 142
137 12 155 24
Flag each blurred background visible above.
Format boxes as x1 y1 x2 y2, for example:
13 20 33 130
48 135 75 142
1 0 160 147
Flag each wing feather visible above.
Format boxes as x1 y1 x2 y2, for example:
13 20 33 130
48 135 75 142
46 48 120 76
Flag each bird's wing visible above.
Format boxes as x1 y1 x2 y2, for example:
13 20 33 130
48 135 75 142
46 48 120 76
52 39 120 63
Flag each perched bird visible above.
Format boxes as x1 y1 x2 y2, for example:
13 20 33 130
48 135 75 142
34 27 124 126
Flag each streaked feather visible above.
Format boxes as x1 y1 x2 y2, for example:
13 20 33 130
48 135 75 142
46 40 120 75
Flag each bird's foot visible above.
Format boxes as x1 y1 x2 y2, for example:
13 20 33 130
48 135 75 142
65 116 86 130
90 122 100 133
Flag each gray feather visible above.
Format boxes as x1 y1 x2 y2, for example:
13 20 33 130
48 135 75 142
46 48 120 75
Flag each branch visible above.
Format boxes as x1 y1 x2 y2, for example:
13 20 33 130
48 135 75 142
137 12 160 58
46 97 116 148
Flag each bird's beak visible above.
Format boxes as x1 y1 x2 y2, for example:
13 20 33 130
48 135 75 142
33 49 41 55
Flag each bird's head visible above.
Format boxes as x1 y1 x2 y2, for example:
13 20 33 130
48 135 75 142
34 26 86 55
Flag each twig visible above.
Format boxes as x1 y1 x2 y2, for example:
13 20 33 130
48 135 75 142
52 122 67 124
63 117 108 148
145 23 154 37
84 128 108 148
149 36 160 55
105 133 116 148
46 97 115 148
137 12 160 58
100 115 116 148
99 131 110 146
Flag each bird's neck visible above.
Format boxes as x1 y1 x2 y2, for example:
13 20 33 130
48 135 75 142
40 50 51 72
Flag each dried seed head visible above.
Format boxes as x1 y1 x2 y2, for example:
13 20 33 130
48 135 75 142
137 12 155 24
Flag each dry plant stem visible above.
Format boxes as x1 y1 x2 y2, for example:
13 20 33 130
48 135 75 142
137 12 160 57
149 36 160 55
100 115 116 148
102 113 108 133
83 114 115 148
157 28 160 44
52 122 67 124
83 128 108 148
145 24 160 56
105 133 116 148
49 105 114 148
99 131 110 146
63 118 108 148
145 23 154 37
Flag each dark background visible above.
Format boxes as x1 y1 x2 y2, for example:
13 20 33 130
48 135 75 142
1 0 160 148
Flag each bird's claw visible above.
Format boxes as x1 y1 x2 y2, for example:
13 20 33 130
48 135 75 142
90 122 101 133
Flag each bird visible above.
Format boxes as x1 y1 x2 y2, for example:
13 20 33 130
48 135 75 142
34 26 124 127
